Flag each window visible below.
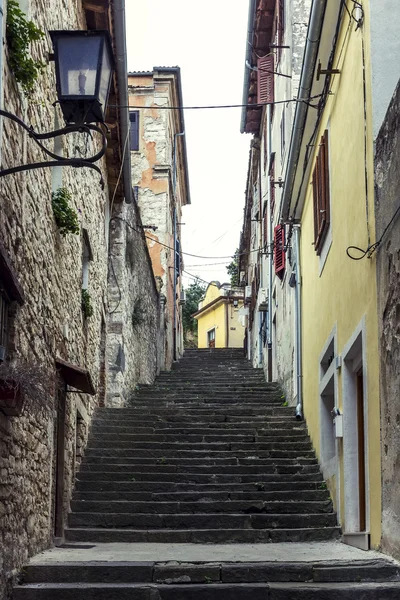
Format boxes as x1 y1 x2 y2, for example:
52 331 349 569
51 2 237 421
207 328 216 348
280 109 286 159
0 242 25 361
274 224 285 279
269 157 276 214
312 130 330 255
129 111 139 151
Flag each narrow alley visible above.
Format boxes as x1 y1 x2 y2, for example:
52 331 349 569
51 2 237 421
13 350 400 598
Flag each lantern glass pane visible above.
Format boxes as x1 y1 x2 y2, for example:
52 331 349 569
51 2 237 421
58 36 101 97
98 40 112 107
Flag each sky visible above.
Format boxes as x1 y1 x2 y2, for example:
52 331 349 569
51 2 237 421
125 0 251 290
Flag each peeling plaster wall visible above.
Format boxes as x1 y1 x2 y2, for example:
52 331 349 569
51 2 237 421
129 73 187 368
375 79 400 561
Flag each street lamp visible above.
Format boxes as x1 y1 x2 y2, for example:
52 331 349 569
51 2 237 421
50 30 114 124
0 30 115 187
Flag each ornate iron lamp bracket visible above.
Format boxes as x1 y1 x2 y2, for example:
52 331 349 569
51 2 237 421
0 109 108 189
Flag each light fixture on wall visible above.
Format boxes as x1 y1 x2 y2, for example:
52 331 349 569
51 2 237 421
0 30 115 188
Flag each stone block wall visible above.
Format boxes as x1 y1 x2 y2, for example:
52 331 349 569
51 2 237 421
375 78 400 561
0 1 112 597
106 200 162 406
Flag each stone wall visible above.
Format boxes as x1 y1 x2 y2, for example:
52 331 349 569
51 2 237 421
375 78 400 561
106 200 162 406
0 1 114 597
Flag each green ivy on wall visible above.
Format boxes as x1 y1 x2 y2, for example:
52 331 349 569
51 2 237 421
51 188 80 236
6 0 46 95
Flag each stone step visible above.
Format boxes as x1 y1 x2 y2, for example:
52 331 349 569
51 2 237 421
80 456 317 466
83 448 316 460
95 406 292 415
74 480 325 493
68 512 337 530
20 559 400 585
75 474 324 490
87 434 309 446
73 489 330 502
64 526 341 544
70 499 333 515
90 422 306 432
93 415 296 425
77 464 320 476
85 442 313 453
83 451 316 462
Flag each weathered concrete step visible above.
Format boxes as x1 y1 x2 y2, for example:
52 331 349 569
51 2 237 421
68 512 337 529
74 480 325 493
78 464 320 476
83 449 316 460
73 489 330 502
70 500 333 515
21 559 400 585
64 526 341 543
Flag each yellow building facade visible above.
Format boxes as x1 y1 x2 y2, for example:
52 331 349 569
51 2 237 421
281 2 380 550
193 283 245 349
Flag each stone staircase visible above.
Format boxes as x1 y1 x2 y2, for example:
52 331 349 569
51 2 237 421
13 348 400 599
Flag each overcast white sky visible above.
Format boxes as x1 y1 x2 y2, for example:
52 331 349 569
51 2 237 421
125 1 251 289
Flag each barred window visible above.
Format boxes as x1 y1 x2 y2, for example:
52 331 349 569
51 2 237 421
0 283 9 361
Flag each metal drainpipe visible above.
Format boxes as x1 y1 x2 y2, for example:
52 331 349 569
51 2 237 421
267 105 273 381
294 225 303 420
173 131 185 361
112 0 132 204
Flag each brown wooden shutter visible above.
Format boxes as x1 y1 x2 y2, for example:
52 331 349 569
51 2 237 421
312 130 330 255
277 0 285 60
274 224 285 278
257 55 274 105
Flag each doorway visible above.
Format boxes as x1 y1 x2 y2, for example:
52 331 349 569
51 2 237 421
207 328 216 348
342 327 369 549
54 381 67 540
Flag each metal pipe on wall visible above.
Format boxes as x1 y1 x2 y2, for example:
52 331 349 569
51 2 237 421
267 104 273 382
173 131 185 361
294 225 303 420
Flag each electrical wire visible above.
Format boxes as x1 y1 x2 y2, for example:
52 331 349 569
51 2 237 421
109 95 323 111
182 270 220 288
346 203 400 260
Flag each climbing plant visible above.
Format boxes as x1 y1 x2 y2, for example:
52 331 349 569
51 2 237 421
81 289 93 318
6 0 46 96
51 188 80 236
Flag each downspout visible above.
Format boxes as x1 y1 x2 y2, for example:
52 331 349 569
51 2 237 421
294 225 303 420
112 0 132 204
240 0 257 133
279 0 326 220
173 131 185 361
267 104 273 382
225 299 229 348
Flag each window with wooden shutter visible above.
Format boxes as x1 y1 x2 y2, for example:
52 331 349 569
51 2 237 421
257 54 274 106
129 111 139 151
312 130 330 255
274 224 285 279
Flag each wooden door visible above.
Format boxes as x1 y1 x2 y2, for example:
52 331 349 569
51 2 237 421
54 383 67 538
356 370 366 532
